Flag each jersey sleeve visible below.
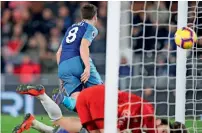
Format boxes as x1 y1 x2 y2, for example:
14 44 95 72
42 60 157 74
83 24 98 43
142 104 155 133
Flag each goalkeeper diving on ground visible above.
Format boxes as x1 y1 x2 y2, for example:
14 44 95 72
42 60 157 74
14 84 187 133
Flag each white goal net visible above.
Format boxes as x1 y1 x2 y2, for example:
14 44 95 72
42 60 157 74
105 1 202 133
186 1 202 132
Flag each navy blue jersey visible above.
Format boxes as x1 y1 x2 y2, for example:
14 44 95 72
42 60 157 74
60 21 98 64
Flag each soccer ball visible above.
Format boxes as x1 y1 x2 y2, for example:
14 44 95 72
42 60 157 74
174 27 197 49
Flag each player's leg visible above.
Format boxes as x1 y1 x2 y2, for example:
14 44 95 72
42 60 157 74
57 56 84 111
13 113 35 133
16 85 82 133
13 115 78 133
57 59 101 111
33 121 71 133
32 117 55 133
52 86 80 112
54 117 82 132
57 57 102 112
12 113 54 133
52 86 76 108
17 85 62 121
58 56 84 97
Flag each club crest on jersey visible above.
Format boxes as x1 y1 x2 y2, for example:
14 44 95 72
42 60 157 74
118 120 124 126
92 31 96 38
122 109 131 117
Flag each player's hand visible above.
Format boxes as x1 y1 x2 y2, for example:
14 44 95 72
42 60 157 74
81 67 90 83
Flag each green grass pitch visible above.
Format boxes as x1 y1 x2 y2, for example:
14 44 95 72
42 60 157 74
1 115 52 133
1 115 202 133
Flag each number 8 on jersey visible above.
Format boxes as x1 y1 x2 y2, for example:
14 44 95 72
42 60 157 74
66 27 79 43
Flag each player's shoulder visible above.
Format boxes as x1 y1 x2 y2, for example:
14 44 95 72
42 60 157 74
86 23 98 33
83 23 98 41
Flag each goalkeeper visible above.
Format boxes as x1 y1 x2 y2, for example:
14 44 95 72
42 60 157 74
15 84 187 133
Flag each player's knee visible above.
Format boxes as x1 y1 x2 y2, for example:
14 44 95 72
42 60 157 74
53 117 72 127
53 117 63 125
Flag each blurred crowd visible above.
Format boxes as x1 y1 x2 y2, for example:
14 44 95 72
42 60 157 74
1 1 107 83
120 1 202 80
1 1 202 85
117 1 202 91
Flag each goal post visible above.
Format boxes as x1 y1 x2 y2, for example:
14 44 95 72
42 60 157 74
105 1 202 132
104 1 121 133
175 1 188 124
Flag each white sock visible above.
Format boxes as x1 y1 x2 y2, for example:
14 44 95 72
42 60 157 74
32 119 54 133
37 93 62 121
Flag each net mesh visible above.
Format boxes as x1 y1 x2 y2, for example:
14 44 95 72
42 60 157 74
186 1 202 132
119 1 202 132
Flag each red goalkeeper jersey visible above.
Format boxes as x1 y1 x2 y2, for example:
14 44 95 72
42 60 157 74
76 85 155 133
117 91 155 133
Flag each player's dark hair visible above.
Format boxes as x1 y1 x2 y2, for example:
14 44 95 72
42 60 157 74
171 121 188 133
160 119 173 128
81 4 97 20
159 119 175 133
